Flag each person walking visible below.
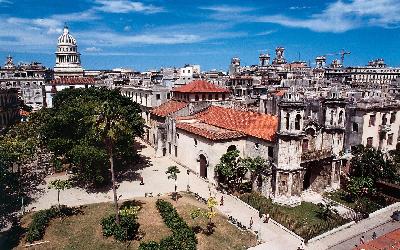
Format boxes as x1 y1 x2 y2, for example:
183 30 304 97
372 232 377 240
249 217 253 229
360 235 365 244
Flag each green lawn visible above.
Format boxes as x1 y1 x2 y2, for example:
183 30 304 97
13 193 256 250
240 192 349 240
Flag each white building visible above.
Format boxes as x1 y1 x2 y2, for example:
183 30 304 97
54 26 84 78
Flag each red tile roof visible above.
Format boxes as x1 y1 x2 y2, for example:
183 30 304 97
353 228 400 250
194 106 278 141
172 80 230 93
50 77 96 85
176 122 246 141
151 100 188 117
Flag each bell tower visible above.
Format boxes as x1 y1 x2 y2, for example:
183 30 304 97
274 88 305 206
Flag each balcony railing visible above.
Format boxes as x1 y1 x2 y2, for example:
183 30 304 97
301 149 333 162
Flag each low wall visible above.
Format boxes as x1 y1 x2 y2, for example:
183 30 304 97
307 221 356 244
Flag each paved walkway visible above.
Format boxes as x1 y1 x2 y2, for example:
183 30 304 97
307 203 400 250
28 139 302 249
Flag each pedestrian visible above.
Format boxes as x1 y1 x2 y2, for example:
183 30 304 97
261 213 266 223
360 235 365 244
266 213 270 223
372 232 377 240
220 196 224 206
140 176 144 185
249 217 253 229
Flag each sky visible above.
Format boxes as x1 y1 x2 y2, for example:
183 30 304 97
0 0 399 71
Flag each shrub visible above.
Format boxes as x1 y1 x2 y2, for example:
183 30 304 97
101 213 139 241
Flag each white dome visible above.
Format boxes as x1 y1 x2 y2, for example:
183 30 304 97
57 26 77 45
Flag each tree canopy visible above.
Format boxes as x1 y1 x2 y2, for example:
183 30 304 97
40 87 144 187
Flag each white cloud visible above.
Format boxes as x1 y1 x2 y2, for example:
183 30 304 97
257 0 400 32
123 25 132 31
0 0 12 5
85 46 103 52
200 5 254 13
94 0 164 14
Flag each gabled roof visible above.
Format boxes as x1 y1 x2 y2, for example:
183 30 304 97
50 77 96 85
150 100 188 117
176 122 246 141
194 106 278 141
172 80 229 93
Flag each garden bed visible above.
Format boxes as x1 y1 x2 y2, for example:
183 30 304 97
13 193 256 250
240 192 350 241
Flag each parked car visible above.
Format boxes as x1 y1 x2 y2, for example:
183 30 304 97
391 210 400 221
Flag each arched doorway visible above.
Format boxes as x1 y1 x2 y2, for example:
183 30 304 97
199 154 207 179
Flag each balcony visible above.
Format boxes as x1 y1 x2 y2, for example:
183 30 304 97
301 149 333 163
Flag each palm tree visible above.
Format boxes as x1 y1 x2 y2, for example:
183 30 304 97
95 101 131 224
166 166 180 201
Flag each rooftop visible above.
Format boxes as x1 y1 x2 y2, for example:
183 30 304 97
176 121 246 141
172 80 230 93
353 228 400 250
193 106 278 142
50 77 96 85
150 100 188 117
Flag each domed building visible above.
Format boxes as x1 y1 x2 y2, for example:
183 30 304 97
54 25 84 78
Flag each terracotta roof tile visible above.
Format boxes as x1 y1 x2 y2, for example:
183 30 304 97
172 80 229 93
151 100 188 117
194 106 278 141
50 77 96 85
176 122 246 141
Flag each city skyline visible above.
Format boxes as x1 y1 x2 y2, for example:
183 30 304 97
0 0 400 71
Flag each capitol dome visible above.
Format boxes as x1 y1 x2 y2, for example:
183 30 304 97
57 26 77 45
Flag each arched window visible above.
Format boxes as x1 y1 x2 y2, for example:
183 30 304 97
285 113 290 130
195 94 199 101
295 114 301 130
338 110 344 124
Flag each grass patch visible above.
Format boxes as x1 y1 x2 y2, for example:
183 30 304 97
15 193 256 250
240 192 349 241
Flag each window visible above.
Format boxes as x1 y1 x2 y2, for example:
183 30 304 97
194 139 198 146
156 94 161 100
174 146 178 157
369 114 376 127
268 146 274 158
202 94 206 100
390 112 396 124
167 93 171 99
352 122 358 132
285 113 290 130
388 134 394 145
176 133 179 139
215 94 219 100
382 114 387 125
330 110 334 125
222 93 226 100
208 94 212 100
367 137 373 147
302 139 309 152
255 143 260 150
338 110 343 124
195 95 199 101
295 114 301 130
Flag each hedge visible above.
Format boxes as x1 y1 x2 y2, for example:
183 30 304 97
139 199 197 250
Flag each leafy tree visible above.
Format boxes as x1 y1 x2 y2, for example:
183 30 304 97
241 156 268 191
347 176 375 198
40 88 144 188
350 145 398 183
215 150 246 192
191 196 218 234
48 179 72 209
166 166 180 201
